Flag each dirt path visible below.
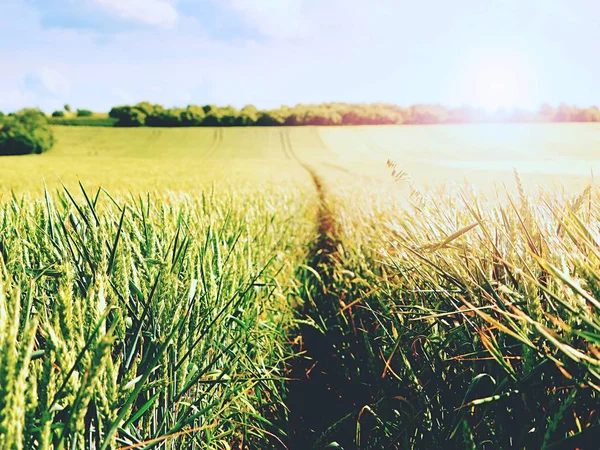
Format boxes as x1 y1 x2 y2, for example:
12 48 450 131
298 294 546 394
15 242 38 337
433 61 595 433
283 128 338 261
284 139 379 449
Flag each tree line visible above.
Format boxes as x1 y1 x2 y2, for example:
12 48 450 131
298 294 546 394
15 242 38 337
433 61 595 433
0 109 54 155
105 102 600 127
2 102 600 156
2 101 600 135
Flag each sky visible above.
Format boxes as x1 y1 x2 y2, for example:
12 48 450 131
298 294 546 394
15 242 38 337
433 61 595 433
0 0 598 112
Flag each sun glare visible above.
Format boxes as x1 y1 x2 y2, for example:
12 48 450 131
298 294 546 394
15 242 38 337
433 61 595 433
473 67 522 111
460 53 536 112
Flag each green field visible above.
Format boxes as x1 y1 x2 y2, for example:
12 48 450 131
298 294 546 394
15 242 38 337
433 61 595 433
1 124 599 448
2 123 599 195
47 116 118 127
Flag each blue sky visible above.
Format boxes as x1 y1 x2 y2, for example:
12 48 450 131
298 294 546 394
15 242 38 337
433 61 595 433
0 0 598 112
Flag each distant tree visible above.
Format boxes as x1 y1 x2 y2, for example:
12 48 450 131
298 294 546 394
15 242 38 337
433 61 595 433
182 105 205 126
538 103 555 121
218 106 240 126
152 104 165 115
147 109 187 127
283 114 300 126
407 105 448 124
0 109 55 155
52 110 66 117
241 105 258 116
554 103 575 122
64 104 71 112
447 107 477 124
569 106 600 122
582 106 600 122
202 113 222 126
100 101 600 128
134 102 156 116
231 105 256 126
255 111 286 126
300 109 343 126
109 106 146 127
76 109 93 117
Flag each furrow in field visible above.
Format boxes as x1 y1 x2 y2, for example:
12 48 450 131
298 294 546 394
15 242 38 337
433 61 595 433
284 129 298 162
285 130 404 447
285 137 352 447
314 127 330 155
204 128 224 159
285 149 402 447
137 128 162 154
279 129 292 160
354 128 389 157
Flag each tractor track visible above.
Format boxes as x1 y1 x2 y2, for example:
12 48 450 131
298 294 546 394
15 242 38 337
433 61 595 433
282 130 340 257
204 128 224 159
271 130 388 449
280 129 293 160
283 130 373 450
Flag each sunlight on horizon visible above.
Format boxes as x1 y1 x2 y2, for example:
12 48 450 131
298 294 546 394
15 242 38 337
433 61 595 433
456 51 541 112
472 67 522 111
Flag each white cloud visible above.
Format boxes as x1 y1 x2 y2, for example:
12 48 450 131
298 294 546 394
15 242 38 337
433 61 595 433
218 0 410 41
225 0 307 39
93 0 178 28
39 67 70 97
2 0 600 113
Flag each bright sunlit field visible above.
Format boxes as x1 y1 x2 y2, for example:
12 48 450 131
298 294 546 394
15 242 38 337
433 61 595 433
6 0 600 446
1 123 599 194
1 124 599 449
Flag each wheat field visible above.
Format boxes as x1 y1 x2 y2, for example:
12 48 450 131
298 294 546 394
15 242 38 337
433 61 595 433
1 124 598 448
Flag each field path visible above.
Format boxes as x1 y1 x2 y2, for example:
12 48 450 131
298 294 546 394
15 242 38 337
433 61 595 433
285 146 407 447
279 129 293 160
203 128 224 158
285 136 372 448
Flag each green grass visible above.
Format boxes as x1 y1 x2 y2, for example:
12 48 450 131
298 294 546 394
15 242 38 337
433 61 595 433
0 126 333 194
48 117 118 127
1 123 600 448
2 123 599 195
0 184 315 448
